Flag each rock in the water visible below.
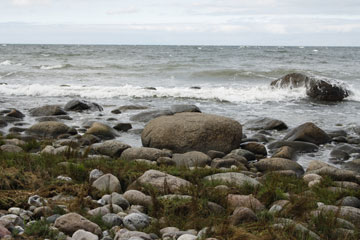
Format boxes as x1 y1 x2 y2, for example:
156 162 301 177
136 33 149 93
114 123 132 132
64 99 103 112
306 79 349 101
130 109 173 122
170 104 201 113
245 117 288 131
204 172 261 188
121 147 171 161
26 121 70 138
254 158 304 176
92 174 122 193
271 73 310 88
29 105 67 116
6 109 25 119
129 170 191 194
72 229 99 240
172 151 211 167
267 140 318 153
90 140 131 158
142 112 242 154
112 105 148 114
283 122 330 145
240 142 267 156
123 213 150 231
86 122 118 140
54 212 102 236
227 194 265 212
272 146 296 160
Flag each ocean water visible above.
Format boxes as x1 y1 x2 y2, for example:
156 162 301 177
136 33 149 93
1 44 360 167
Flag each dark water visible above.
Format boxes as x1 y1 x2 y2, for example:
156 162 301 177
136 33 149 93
1 44 360 167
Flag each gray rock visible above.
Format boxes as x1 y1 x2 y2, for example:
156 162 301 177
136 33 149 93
121 147 171 161
92 174 122 193
54 212 102 236
0 214 24 228
0 144 23 153
271 73 310 88
272 218 321 240
207 150 225 159
29 105 67 116
210 158 246 169
112 105 148 114
88 204 123 217
172 151 211 167
226 149 256 161
170 104 201 113
102 213 123 227
316 205 360 226
28 195 47 207
123 190 152 208
227 194 264 212
89 169 104 183
177 234 197 240
46 214 61 223
65 99 103 112
90 140 131 158
128 170 191 194
6 109 25 119
123 213 150 231
204 172 261 188
114 123 132 132
141 112 243 154
337 196 360 208
102 192 130 210
267 140 318 153
130 109 173 122
72 229 99 240
245 117 287 131
306 78 350 101
114 229 152 240
283 122 330 145
86 122 118 140
254 158 304 176
26 121 70 138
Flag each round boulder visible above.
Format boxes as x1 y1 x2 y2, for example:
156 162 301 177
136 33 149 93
86 122 118 140
141 112 242 154
26 121 70 138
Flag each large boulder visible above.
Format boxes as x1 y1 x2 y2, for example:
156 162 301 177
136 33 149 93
121 147 171 161
26 121 70 138
245 117 288 131
64 99 103 112
141 112 242 154
172 151 211 167
90 140 131 158
283 122 330 145
128 170 191 194
254 158 304 176
29 105 67 116
86 122 118 140
54 212 102 236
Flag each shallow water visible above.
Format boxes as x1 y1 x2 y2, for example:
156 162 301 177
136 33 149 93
1 45 360 167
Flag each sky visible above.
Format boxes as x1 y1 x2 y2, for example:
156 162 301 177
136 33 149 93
0 0 359 46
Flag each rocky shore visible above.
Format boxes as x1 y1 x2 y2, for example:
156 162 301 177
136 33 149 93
1 76 360 239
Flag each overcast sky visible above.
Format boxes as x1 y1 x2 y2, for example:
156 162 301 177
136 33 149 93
0 0 359 46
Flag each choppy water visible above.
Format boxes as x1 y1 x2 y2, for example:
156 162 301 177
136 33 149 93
1 44 360 167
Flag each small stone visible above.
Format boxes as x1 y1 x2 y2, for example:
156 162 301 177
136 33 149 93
123 213 150 231
102 213 123 227
92 174 121 193
113 123 132 132
72 229 99 240
89 169 104 183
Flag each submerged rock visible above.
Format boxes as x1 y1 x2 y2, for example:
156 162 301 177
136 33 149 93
245 117 288 131
130 109 173 122
64 99 103 112
29 105 67 116
142 112 242 154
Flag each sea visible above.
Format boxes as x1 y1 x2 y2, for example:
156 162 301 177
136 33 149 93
1 44 360 167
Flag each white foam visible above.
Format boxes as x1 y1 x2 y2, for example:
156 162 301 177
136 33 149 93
0 83 308 103
0 60 12 66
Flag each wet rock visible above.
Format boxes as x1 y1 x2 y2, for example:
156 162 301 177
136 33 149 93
123 190 152 208
254 158 304 176
113 123 132 132
272 146 296 160
130 109 173 122
121 147 171 161
170 104 201 113
90 140 131 158
267 140 318 153
86 122 118 140
141 112 242 154
229 207 257 225
240 142 267 156
72 229 99 240
204 172 261 188
54 212 102 236
306 79 350 101
128 170 191 194
227 194 264 212
33 206 53 218
283 122 330 145
271 73 310 88
29 105 67 116
6 109 25 119
92 174 122 193
64 99 103 112
245 117 288 131
172 151 211 167
123 213 150 231
330 149 350 161
0 144 23 153
26 121 70 138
